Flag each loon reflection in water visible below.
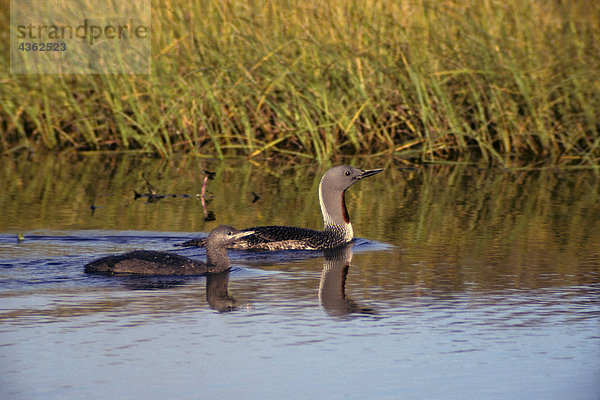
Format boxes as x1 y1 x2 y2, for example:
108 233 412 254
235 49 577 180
319 243 377 316
177 166 383 251
84 226 253 276
206 270 238 312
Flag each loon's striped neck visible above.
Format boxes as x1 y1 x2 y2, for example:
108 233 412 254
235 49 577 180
319 178 354 242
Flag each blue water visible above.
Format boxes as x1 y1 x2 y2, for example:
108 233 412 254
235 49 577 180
2 160 600 400
1 232 599 400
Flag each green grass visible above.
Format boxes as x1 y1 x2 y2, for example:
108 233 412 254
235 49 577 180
1 0 599 166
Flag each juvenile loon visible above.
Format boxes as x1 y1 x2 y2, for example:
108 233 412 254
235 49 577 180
84 226 253 275
178 166 383 250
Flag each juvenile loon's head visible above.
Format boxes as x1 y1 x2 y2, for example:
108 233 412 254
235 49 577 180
318 166 383 239
206 225 254 270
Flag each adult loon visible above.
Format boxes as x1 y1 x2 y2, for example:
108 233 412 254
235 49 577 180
84 226 253 275
178 166 383 251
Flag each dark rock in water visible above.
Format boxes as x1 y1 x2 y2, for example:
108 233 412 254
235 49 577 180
204 210 216 221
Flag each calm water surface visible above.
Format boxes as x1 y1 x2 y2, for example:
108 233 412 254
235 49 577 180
1 154 599 399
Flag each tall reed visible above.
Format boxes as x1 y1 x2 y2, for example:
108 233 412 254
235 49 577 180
1 0 598 166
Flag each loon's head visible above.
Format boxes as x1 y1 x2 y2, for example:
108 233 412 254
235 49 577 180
320 166 383 192
207 225 254 247
318 166 383 235
206 226 254 270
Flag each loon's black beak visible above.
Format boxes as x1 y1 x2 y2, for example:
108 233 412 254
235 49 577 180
359 168 384 179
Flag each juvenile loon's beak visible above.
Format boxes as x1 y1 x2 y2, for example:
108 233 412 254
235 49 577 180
359 168 384 179
233 230 255 240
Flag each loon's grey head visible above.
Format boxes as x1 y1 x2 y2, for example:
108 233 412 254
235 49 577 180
207 225 254 247
320 166 383 192
206 225 254 270
318 166 383 238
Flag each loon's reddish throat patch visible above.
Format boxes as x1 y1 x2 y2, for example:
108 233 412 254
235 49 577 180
341 192 350 223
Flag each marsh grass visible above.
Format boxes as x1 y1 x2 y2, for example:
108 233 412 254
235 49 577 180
1 0 599 166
